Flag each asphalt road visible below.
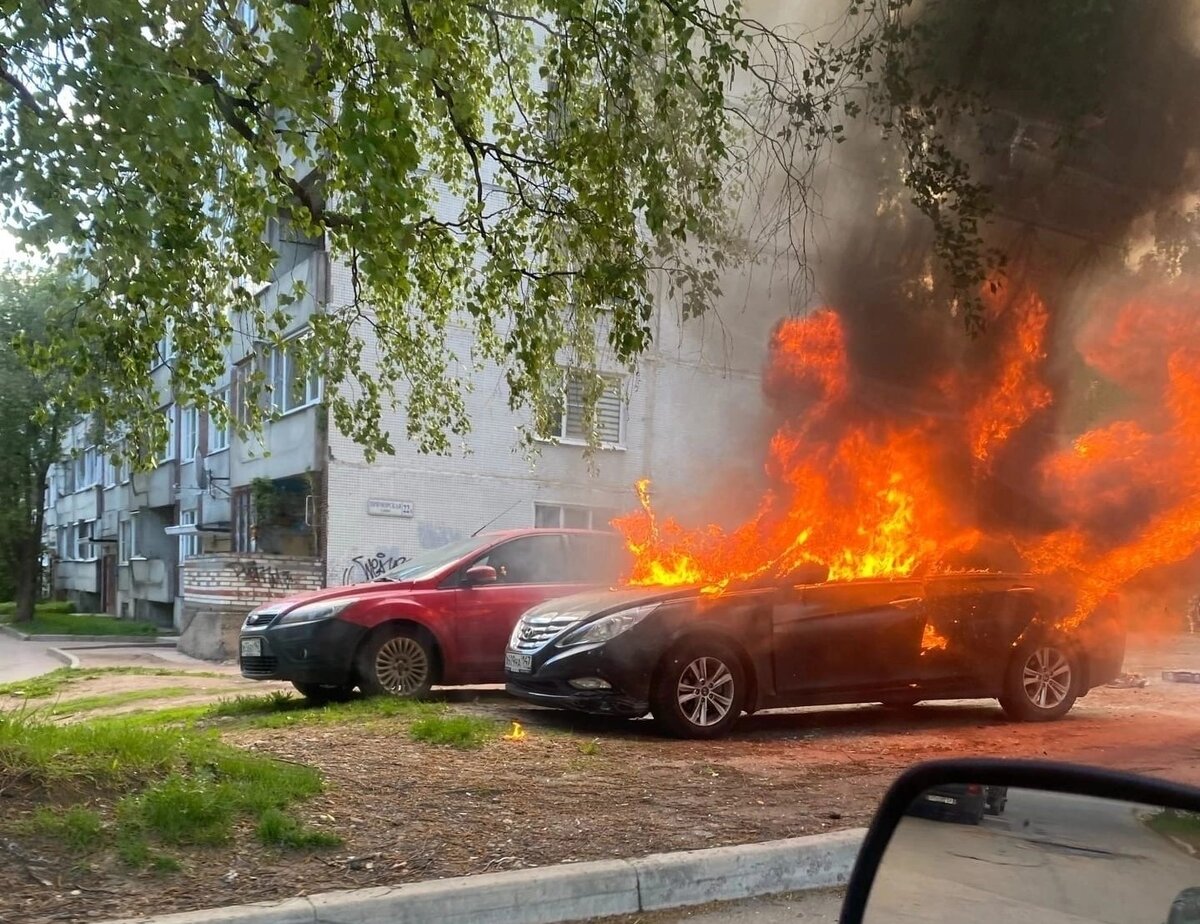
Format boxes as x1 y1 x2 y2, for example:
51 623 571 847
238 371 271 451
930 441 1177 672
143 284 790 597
0 630 61 684
866 787 1200 924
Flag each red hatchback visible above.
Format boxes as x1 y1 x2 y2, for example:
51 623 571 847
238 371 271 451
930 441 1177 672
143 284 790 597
238 529 629 701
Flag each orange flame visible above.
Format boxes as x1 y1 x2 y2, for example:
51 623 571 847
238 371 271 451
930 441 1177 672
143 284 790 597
921 623 950 652
503 721 527 741
614 283 1200 627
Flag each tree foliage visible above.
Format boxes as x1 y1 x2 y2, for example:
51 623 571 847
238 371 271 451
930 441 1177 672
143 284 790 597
0 0 1132 461
0 263 79 620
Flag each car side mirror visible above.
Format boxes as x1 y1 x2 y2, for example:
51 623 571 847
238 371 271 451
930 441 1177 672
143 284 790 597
464 564 498 586
840 759 1200 924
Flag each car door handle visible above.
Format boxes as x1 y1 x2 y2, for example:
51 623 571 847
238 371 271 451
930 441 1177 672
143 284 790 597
1007 585 1034 593
889 596 921 607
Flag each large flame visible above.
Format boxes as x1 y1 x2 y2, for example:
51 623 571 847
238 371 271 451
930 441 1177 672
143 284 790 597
614 283 1200 626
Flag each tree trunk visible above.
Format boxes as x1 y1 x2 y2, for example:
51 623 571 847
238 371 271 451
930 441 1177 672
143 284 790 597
13 464 50 624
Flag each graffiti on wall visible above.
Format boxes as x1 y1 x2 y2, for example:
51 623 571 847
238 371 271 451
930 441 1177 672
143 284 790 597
341 550 409 585
233 561 295 590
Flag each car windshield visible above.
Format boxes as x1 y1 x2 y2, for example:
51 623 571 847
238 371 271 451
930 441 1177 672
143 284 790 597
377 536 493 582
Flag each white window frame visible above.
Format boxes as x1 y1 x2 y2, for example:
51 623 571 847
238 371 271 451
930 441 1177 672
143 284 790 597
177 509 199 560
119 516 138 564
209 387 231 453
152 323 175 369
157 405 177 464
534 503 617 531
268 332 323 415
180 407 199 463
540 371 626 447
103 453 117 488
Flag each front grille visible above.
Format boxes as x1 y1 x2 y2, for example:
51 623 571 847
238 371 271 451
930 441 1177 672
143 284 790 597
244 610 280 628
512 613 584 652
240 655 279 675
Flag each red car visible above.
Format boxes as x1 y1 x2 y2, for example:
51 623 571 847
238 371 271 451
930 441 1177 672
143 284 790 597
238 529 629 701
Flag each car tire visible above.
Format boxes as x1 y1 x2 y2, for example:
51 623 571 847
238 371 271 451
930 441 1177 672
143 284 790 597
292 681 356 704
999 640 1080 722
650 637 746 739
356 625 436 699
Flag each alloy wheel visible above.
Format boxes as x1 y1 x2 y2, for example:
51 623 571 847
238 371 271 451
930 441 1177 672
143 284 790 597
1021 646 1072 709
375 636 430 695
676 656 736 727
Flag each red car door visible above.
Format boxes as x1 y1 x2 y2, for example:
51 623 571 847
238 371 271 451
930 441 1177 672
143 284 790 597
452 533 576 680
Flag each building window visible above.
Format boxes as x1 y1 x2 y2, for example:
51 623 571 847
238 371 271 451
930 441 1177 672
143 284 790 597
57 526 68 559
119 517 137 564
103 454 117 488
152 325 175 369
180 407 199 462
72 521 95 561
233 488 254 552
178 509 199 560
232 359 255 427
534 503 617 531
209 388 231 453
268 333 322 414
156 405 177 464
541 372 625 445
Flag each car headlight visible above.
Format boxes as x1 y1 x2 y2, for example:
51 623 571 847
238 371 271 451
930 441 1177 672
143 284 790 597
557 604 659 648
276 599 358 626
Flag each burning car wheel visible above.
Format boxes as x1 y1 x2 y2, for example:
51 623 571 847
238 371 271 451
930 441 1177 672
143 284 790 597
1000 642 1079 722
357 627 435 698
651 638 746 739
292 682 356 704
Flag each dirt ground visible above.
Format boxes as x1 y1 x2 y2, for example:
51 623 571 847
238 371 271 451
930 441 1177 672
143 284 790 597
3 634 1200 924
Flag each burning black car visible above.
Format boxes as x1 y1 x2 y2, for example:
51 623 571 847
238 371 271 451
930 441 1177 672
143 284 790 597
504 571 1126 738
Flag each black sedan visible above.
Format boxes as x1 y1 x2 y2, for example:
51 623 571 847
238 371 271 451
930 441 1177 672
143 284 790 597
504 572 1126 738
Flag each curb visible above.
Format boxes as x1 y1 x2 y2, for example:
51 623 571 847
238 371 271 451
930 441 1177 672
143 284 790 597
47 647 81 669
106 828 865 924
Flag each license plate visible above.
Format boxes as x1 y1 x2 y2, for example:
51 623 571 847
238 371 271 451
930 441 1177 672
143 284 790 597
926 794 957 805
240 637 263 658
505 651 532 673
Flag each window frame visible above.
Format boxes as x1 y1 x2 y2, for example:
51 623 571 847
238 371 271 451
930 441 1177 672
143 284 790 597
268 331 323 415
177 509 199 560
156 405 177 465
534 502 618 531
208 387 232 454
180 407 200 463
540 371 626 447
119 516 138 564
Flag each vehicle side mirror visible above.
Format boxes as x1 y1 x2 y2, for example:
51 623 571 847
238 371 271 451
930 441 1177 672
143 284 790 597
840 759 1200 924
464 564 498 586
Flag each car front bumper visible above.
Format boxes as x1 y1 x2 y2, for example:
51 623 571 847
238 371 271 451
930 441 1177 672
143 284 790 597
504 633 657 718
239 617 366 686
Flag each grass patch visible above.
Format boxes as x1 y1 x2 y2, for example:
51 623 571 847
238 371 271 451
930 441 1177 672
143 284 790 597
409 714 499 750
208 691 445 729
0 601 74 617
30 806 104 852
1147 809 1200 850
0 711 327 860
0 667 226 700
256 807 342 849
47 687 195 717
579 739 601 756
2 611 158 637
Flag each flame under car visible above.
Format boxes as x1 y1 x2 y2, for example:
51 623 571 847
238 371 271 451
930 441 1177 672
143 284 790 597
504 572 1126 739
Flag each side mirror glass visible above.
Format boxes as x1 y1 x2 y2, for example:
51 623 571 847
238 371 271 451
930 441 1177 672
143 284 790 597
842 760 1200 924
464 564 498 586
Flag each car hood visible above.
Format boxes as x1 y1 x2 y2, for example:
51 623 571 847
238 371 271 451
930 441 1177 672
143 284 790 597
252 580 416 614
521 584 702 622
